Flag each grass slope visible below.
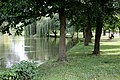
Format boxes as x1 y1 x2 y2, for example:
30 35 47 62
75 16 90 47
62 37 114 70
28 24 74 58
36 37 120 80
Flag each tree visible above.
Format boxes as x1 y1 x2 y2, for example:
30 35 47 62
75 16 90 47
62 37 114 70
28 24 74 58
0 0 67 61
0 0 84 62
84 3 94 46
92 0 118 55
58 7 67 61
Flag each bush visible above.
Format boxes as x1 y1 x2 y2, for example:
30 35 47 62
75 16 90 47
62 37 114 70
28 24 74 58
0 60 38 80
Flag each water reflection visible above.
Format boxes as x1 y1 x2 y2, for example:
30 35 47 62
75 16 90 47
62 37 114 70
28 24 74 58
24 38 59 62
0 35 28 68
0 34 75 68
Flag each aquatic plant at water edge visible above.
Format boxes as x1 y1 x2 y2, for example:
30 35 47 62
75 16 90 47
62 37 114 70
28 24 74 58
0 60 38 80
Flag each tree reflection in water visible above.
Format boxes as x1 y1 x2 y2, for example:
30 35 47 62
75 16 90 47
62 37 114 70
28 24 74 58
0 35 76 68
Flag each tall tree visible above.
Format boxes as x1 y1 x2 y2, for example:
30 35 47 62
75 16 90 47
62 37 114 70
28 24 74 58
0 0 84 62
84 5 93 46
58 7 67 61
93 13 103 55
92 0 117 55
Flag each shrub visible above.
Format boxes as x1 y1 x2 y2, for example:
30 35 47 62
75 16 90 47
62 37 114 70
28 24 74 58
0 60 38 80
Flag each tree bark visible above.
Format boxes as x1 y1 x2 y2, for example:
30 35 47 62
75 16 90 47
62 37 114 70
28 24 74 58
77 30 79 40
58 8 67 62
103 29 106 36
90 28 93 39
93 15 103 55
108 30 110 38
84 26 91 46
84 8 92 46
83 27 85 38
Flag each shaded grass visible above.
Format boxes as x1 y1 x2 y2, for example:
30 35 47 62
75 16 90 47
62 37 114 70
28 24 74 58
35 37 120 80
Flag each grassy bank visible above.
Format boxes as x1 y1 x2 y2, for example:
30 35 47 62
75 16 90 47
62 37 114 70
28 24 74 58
36 37 120 80
0 36 120 80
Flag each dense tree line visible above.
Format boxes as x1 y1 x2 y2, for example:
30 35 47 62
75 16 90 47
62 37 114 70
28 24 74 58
0 0 120 62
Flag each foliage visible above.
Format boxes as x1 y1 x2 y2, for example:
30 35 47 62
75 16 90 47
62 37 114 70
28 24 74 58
0 0 87 35
1 0 120 59
0 0 45 35
0 60 38 80
104 14 120 32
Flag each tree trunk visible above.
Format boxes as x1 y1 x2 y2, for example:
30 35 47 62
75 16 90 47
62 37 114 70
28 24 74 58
108 30 110 38
103 29 106 36
77 30 79 40
84 8 92 46
90 28 93 39
71 33 74 39
31 21 36 35
83 27 85 38
84 23 92 46
58 8 67 62
93 15 103 55
52 30 57 38
84 26 91 46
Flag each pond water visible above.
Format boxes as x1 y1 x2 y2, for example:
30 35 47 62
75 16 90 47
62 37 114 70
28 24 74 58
0 34 75 68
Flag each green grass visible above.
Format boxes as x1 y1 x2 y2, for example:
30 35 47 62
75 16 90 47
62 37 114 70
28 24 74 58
35 36 120 80
0 36 119 80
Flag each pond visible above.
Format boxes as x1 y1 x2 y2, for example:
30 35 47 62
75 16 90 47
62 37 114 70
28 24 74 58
0 34 76 68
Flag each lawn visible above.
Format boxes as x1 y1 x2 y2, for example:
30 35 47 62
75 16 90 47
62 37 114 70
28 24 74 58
36 36 120 80
0 35 120 80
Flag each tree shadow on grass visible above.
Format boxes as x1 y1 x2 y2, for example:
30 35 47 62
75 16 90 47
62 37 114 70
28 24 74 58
68 38 120 60
68 51 120 66
101 55 120 64
68 48 120 59
101 45 120 50
100 45 120 56
101 38 120 42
